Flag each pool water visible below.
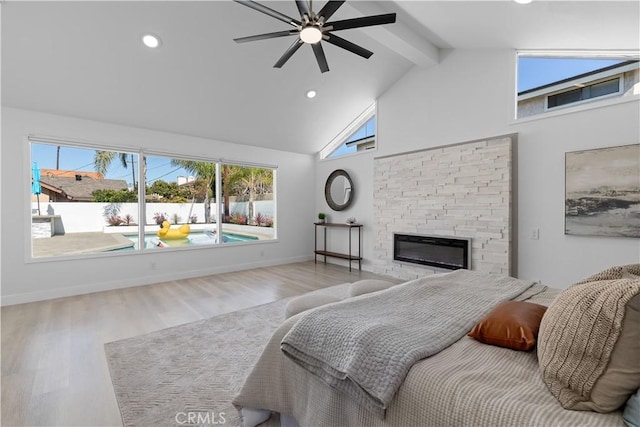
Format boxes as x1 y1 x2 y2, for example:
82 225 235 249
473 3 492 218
123 231 258 250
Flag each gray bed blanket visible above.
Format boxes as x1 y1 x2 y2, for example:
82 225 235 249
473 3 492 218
280 270 536 418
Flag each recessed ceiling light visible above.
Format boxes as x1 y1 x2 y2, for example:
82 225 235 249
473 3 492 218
514 0 533 4
142 34 161 48
306 90 317 99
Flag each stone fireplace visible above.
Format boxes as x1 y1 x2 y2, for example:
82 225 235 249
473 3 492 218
372 135 514 280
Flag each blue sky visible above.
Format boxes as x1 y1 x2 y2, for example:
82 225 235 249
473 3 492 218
32 57 628 184
517 57 625 93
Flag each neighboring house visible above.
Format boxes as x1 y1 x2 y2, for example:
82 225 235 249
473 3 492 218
345 135 376 152
38 169 128 202
41 169 104 180
517 60 640 118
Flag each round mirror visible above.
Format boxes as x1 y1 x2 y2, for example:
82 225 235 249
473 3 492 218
325 169 354 211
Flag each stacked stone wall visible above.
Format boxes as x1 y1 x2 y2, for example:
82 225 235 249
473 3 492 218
372 136 512 280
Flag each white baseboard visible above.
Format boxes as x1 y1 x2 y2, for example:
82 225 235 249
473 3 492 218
0 255 313 306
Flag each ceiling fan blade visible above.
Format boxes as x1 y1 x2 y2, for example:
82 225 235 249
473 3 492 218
274 39 304 68
312 42 330 73
295 0 310 18
324 33 372 59
234 30 299 43
318 1 345 21
326 13 396 31
234 0 301 27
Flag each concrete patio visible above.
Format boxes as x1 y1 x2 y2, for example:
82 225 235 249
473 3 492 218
32 232 134 258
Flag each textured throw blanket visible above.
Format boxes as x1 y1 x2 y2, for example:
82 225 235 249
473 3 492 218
280 270 535 417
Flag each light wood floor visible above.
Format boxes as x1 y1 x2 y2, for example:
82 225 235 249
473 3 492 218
1 261 396 426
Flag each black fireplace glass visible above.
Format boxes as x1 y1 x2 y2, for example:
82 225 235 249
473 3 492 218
393 234 469 270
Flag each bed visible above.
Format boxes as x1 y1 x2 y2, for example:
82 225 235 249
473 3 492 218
232 268 639 427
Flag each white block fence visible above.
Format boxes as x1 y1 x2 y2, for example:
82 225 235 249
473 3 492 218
31 201 274 234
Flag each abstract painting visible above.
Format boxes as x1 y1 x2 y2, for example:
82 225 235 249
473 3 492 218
565 144 640 238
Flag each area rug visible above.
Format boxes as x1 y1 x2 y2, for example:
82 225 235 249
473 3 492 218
105 283 351 427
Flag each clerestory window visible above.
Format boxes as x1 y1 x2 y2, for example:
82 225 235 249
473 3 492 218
321 103 376 160
516 52 639 119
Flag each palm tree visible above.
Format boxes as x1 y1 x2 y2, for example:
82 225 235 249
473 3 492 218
162 161 268 224
171 160 217 223
94 151 137 189
221 165 244 221
234 168 273 224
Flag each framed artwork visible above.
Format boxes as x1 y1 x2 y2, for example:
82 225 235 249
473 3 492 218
565 144 640 238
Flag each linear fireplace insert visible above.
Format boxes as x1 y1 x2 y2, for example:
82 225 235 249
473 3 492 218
393 233 470 270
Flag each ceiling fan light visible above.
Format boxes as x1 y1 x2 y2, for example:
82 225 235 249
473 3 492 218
300 26 322 44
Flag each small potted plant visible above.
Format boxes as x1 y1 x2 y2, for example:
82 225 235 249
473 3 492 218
318 212 326 224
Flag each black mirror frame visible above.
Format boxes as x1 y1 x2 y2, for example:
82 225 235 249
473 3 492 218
325 169 354 211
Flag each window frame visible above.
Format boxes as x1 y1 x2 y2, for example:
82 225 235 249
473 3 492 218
26 136 278 263
218 160 277 243
513 50 640 123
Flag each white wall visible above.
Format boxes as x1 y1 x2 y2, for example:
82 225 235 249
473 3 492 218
317 49 640 288
1 107 315 305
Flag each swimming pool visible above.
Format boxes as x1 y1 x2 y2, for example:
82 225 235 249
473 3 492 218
118 231 258 250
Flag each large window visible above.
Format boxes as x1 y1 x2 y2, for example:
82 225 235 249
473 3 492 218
29 139 276 259
220 164 275 244
516 52 639 119
142 154 219 250
30 141 140 258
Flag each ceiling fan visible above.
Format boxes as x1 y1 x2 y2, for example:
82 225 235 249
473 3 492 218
233 0 396 73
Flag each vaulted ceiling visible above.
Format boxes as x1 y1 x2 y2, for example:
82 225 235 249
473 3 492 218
2 1 639 154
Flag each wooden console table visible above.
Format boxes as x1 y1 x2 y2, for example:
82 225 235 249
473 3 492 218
314 222 362 271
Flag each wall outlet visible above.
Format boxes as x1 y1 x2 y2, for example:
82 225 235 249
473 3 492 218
150 261 157 270
529 228 540 240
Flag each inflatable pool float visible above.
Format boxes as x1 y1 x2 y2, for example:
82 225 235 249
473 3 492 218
157 220 190 239
150 237 166 248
